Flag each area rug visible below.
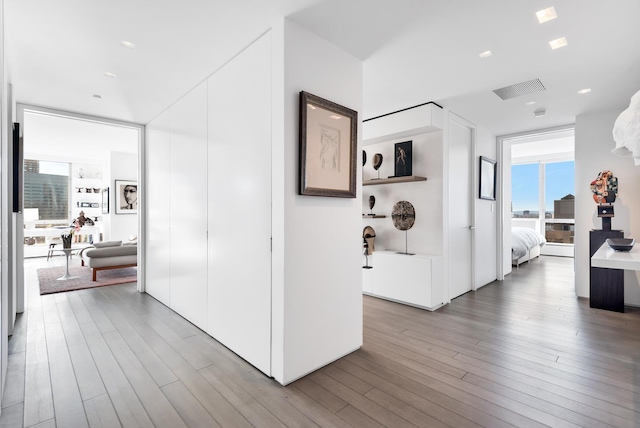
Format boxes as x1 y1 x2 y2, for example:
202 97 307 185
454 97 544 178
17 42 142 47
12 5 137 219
37 266 137 295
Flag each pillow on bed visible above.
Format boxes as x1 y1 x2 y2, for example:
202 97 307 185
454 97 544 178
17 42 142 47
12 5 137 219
93 240 122 248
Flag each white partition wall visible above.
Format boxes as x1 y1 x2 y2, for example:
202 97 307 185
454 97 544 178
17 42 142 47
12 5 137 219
145 109 172 305
145 24 363 385
206 34 272 375
169 83 209 328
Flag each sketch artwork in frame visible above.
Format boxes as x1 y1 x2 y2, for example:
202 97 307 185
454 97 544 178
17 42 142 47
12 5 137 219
299 91 358 198
115 180 138 214
479 156 497 201
102 187 110 214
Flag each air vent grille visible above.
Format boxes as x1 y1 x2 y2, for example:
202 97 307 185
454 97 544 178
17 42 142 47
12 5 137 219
493 79 546 100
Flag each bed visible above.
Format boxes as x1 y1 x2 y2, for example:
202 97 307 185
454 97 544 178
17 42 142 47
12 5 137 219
512 221 547 267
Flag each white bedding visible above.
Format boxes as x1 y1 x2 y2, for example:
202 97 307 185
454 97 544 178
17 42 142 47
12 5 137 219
512 227 546 260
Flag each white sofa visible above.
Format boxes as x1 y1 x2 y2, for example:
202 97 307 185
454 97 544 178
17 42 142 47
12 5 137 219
80 240 137 281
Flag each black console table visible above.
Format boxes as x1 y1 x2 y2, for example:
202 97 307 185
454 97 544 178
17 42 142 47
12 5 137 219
589 229 624 312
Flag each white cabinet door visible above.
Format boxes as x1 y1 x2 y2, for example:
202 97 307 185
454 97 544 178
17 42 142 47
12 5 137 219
145 110 172 305
373 252 432 308
206 34 272 375
169 83 209 328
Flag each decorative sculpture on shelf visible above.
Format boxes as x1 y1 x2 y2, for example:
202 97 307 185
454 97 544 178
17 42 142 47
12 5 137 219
590 170 618 230
393 141 412 177
392 200 415 255
362 150 367 167
362 226 376 269
372 153 383 179
367 195 376 216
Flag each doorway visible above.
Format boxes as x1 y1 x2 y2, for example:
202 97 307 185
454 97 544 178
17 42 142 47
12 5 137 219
497 125 575 279
15 104 144 316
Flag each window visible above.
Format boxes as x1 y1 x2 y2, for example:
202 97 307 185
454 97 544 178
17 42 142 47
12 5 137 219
545 161 574 244
511 163 539 218
24 159 70 221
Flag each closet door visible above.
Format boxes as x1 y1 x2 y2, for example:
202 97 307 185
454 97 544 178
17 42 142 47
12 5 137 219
146 109 172 305
448 114 474 299
169 83 209 327
207 34 272 375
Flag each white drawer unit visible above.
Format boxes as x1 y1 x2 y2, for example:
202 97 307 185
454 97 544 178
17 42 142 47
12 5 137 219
366 250 444 311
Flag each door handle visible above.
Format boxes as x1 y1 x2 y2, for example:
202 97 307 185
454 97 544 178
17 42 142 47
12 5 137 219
468 226 475 230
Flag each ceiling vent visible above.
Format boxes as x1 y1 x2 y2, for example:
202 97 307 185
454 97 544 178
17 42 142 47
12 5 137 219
493 78 546 100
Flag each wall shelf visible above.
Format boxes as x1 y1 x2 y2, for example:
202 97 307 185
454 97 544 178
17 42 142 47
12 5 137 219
363 176 427 186
362 215 387 218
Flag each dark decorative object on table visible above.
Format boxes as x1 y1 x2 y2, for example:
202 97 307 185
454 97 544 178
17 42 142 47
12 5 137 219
393 141 412 177
372 153 383 179
61 234 72 249
606 238 635 251
362 226 376 269
591 170 618 230
392 200 416 255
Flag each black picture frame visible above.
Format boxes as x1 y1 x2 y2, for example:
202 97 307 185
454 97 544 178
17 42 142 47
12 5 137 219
102 188 110 214
479 156 497 201
299 91 358 198
393 140 412 177
12 123 23 213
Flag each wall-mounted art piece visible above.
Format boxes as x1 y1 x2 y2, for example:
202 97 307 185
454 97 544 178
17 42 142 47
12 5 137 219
102 188 110 214
479 156 497 201
115 180 138 214
394 140 412 177
299 91 358 198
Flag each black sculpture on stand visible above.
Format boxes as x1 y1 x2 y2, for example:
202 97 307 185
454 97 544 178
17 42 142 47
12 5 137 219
372 153 383 179
367 195 376 216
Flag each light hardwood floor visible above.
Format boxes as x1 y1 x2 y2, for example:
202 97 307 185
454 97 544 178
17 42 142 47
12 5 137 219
2 255 640 427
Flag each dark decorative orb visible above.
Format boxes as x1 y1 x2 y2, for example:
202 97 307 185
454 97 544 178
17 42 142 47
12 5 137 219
391 201 415 231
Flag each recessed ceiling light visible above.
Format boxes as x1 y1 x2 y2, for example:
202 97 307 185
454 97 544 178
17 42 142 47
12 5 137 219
103 72 117 78
526 101 536 106
577 88 592 94
536 6 557 24
92 94 103 99
479 50 492 59
120 40 136 49
549 37 568 50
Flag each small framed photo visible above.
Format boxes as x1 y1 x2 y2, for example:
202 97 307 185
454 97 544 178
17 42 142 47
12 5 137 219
115 180 138 214
299 91 358 198
394 140 412 177
102 188 110 214
479 156 497 201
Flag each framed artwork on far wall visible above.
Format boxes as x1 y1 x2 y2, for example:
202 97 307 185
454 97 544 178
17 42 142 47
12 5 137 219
479 156 497 201
115 180 138 214
299 91 358 198
102 187 110 214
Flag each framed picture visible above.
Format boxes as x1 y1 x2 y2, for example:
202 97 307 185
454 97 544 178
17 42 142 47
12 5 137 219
115 180 138 214
394 140 412 177
479 156 497 201
102 188 109 214
299 91 358 198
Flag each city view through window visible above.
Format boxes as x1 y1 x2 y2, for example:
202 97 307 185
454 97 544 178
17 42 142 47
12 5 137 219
512 160 575 244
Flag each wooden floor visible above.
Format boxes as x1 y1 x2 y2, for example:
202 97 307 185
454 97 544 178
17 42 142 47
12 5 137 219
2 255 640 427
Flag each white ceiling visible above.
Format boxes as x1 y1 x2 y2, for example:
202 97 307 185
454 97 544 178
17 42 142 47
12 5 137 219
6 0 640 138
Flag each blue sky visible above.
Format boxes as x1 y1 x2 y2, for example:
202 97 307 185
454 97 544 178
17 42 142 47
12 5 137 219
512 161 574 212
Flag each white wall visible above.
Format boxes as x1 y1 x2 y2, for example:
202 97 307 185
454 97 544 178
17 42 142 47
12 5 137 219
276 20 363 384
475 126 498 287
0 0 9 398
105 151 138 242
575 108 640 304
